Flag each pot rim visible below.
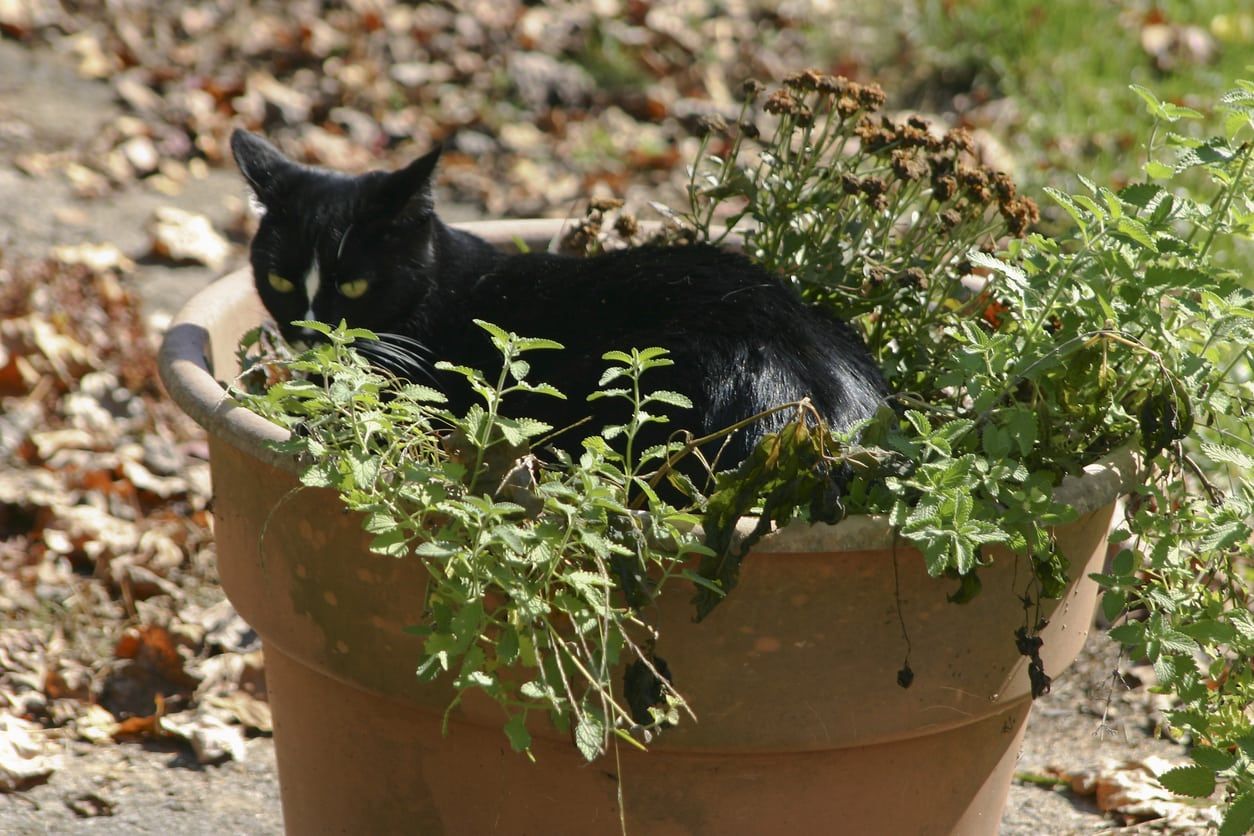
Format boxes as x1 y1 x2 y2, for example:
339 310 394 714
157 219 1141 554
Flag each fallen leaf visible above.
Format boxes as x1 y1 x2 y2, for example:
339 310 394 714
159 711 247 764
204 691 272 734
49 242 135 274
0 714 59 791
73 705 119 745
1055 757 1223 829
147 207 231 270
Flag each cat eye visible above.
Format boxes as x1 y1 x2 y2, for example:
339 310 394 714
339 279 369 299
268 272 296 293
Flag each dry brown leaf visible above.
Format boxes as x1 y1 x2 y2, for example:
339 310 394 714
159 711 248 763
111 712 161 740
73 705 118 746
204 691 272 734
147 207 231 270
50 242 136 274
1057 757 1223 830
0 714 59 791
42 661 93 702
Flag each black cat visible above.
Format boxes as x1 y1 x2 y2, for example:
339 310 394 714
230 130 887 470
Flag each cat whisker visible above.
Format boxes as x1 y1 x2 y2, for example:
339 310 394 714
375 331 433 357
356 340 440 388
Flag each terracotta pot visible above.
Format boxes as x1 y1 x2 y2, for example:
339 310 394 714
159 220 1138 835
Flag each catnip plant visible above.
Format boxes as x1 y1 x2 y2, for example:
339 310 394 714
680 72 1254 830
236 319 714 762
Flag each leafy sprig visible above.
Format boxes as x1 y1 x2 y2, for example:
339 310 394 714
684 73 1254 827
235 321 716 762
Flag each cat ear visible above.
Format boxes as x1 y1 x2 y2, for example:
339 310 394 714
372 145 442 220
230 129 300 207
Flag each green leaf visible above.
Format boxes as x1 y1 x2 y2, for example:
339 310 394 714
1044 187 1088 233
1112 548 1137 577
1145 160 1175 179
1200 441 1254 470
290 319 332 336
1219 791 1254 836
496 626 520 665
1108 622 1145 647
903 409 931 436
1179 619 1237 645
300 462 337 488
519 681 553 700
574 710 605 762
1156 627 1201 656
415 541 458 559
1160 102 1203 121
508 359 530 382
346 449 379 488
1101 589 1127 623
516 337 564 352
503 712 532 753
473 319 511 349
1130 83 1169 120
967 250 1027 296
645 390 695 409
1115 217 1157 251
368 528 409 557
982 424 1011 459
528 382 566 400
1189 745 1236 772
1156 764 1215 798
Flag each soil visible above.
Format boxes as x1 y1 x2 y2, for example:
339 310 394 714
0 36 1199 836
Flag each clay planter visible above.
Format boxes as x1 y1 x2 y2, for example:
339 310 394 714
159 220 1137 835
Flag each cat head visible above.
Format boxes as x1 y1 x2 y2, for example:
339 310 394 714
230 130 443 344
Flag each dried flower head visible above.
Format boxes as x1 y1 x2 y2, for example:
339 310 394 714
958 165 992 204
897 267 928 290
928 153 956 177
738 120 760 140
932 174 958 202
859 176 888 198
816 74 848 95
1000 196 1040 236
938 208 963 231
853 81 886 110
763 88 799 116
783 69 825 92
991 171 1017 203
614 213 639 239
589 197 625 212
836 95 861 118
891 149 927 181
943 127 974 154
697 113 728 136
841 173 862 195
741 79 766 99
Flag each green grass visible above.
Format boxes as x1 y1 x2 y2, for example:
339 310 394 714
852 0 1251 189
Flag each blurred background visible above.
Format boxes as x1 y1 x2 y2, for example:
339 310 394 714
4 0 1250 219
